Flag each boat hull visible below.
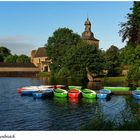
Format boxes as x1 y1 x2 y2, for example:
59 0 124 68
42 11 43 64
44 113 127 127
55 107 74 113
55 85 65 89
99 89 111 94
132 90 140 100
104 87 130 92
97 93 108 99
54 92 67 98
82 93 96 99
21 90 37 95
54 89 68 98
33 89 53 98
82 89 96 99
68 89 80 98
136 87 140 90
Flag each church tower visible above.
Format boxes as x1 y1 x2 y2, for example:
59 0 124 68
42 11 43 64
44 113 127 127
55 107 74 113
82 18 99 47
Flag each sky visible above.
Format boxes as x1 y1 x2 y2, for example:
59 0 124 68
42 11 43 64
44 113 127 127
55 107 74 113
0 1 133 56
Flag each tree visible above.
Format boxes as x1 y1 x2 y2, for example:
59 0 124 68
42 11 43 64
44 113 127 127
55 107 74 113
63 41 105 77
127 65 140 86
105 45 121 76
45 28 81 73
0 46 11 61
4 55 18 63
45 27 105 79
16 55 30 63
45 28 80 67
119 2 140 46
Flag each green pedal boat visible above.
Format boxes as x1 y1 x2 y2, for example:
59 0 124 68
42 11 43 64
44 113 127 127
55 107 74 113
82 89 96 99
54 89 68 98
104 87 130 92
68 86 82 90
136 87 140 90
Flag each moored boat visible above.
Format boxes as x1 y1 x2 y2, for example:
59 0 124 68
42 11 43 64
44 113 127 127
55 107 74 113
136 87 140 90
68 89 80 98
54 89 68 98
96 93 108 99
39 85 55 89
82 89 96 99
104 87 130 92
33 88 53 98
17 86 39 95
132 90 140 100
99 89 111 94
68 86 82 90
55 85 65 89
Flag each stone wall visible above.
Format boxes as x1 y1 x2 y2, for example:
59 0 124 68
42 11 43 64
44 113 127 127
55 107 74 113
0 67 40 72
0 67 40 77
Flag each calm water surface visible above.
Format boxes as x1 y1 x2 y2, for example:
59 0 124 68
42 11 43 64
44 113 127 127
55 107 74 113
0 77 140 130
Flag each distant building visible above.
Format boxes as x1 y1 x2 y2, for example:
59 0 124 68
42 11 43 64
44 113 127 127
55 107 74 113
31 47 51 72
82 18 99 47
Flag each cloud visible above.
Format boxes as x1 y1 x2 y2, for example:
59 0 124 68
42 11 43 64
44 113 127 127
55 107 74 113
0 35 38 56
0 35 34 43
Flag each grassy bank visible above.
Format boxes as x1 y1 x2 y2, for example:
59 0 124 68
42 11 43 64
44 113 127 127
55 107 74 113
101 76 126 83
36 72 51 77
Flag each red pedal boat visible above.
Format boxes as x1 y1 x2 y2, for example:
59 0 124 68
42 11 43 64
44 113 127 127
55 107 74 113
68 89 80 98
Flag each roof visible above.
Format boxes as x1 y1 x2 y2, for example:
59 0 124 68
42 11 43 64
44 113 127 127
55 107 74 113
34 47 47 57
85 18 91 25
0 62 36 68
91 37 99 41
31 50 36 57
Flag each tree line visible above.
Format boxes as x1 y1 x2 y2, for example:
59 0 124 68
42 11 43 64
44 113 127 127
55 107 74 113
45 27 121 80
0 46 30 64
45 1 140 85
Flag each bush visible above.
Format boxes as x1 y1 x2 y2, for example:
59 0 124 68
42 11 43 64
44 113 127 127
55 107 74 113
57 67 70 78
126 65 140 86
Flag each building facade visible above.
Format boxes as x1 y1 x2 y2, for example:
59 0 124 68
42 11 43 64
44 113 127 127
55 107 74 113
31 47 51 72
82 18 99 47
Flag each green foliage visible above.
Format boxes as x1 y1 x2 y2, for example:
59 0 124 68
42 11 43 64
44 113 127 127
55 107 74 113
45 28 105 79
120 44 140 66
57 67 70 78
0 54 3 61
64 41 105 77
0 46 11 62
4 55 18 63
105 45 121 76
4 54 30 64
36 72 51 77
16 54 30 64
126 65 140 85
46 28 80 67
119 2 140 46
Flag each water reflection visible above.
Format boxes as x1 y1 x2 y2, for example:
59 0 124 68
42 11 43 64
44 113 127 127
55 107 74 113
68 98 79 104
81 98 96 104
96 98 108 103
53 97 68 106
132 99 140 104
2 77 140 130
86 82 102 90
36 77 103 90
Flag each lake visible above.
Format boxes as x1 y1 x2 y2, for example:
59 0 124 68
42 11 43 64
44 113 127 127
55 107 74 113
0 77 140 130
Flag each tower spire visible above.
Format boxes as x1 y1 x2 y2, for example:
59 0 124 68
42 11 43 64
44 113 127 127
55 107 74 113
82 17 99 48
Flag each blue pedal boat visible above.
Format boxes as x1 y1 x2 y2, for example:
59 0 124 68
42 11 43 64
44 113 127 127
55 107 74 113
132 90 140 100
18 86 39 96
99 89 111 94
96 93 108 99
33 89 53 99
